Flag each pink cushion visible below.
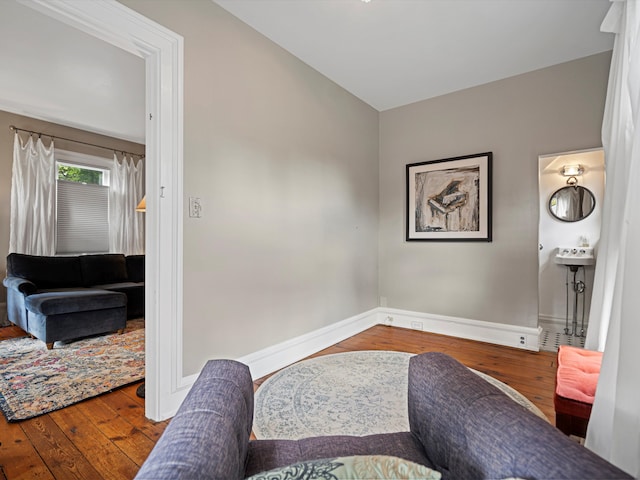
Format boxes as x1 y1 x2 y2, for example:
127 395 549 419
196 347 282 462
556 345 602 404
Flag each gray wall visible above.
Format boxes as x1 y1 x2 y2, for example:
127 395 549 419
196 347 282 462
122 0 380 376
379 52 611 329
3 1 609 376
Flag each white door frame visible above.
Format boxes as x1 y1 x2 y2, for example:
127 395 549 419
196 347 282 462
22 0 185 421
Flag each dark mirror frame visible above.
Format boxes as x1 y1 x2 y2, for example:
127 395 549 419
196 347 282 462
549 185 596 222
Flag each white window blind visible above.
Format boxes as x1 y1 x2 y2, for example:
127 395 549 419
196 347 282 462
56 180 109 254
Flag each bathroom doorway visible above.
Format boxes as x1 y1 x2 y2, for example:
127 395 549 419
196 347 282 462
538 148 605 352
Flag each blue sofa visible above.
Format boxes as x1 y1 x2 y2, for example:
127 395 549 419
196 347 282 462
135 352 630 480
3 253 144 349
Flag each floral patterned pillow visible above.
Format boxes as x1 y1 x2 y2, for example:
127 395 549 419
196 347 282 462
246 455 441 480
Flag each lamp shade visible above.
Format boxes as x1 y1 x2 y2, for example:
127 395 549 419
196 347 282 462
135 195 146 212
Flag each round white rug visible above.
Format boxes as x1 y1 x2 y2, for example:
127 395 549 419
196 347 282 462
252 350 546 440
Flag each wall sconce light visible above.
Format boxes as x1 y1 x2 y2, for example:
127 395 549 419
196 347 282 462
562 164 584 176
135 195 146 212
562 164 583 186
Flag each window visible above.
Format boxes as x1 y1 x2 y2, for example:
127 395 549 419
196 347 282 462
58 164 104 185
55 150 111 255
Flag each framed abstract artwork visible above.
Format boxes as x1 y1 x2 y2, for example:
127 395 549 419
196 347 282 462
406 152 492 242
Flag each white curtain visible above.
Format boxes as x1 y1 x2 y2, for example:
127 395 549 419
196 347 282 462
109 153 145 255
584 1 640 477
9 132 56 255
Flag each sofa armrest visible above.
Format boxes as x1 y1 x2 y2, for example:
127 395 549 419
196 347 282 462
135 360 254 480
3 275 37 295
408 352 630 480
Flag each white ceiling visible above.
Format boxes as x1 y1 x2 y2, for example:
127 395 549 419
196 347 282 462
0 0 145 143
214 0 614 111
0 0 613 144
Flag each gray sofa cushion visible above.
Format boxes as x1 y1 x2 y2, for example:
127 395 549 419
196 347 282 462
79 254 129 286
408 352 630 480
92 282 144 319
245 432 433 478
7 253 83 288
28 306 127 344
26 290 127 315
91 282 141 291
135 360 254 480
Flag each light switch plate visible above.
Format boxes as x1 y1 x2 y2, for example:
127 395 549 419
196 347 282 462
189 197 202 218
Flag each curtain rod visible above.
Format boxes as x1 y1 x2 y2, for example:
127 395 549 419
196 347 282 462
9 125 145 159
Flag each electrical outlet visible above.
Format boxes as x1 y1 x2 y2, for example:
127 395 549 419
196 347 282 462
385 316 394 326
189 197 202 218
519 335 526 345
411 321 423 331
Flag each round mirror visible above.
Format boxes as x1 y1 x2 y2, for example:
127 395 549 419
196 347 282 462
549 186 596 222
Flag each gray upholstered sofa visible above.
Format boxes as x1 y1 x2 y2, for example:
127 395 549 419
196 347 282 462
3 253 144 348
135 352 630 480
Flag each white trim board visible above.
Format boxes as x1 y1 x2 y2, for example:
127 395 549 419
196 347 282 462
236 308 541 381
169 309 380 419
539 314 569 327
238 309 379 380
167 306 541 419
378 307 541 351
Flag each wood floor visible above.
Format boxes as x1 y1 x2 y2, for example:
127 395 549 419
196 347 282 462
0 324 558 479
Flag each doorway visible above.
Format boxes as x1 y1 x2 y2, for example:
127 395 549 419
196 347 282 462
538 148 604 352
23 0 185 421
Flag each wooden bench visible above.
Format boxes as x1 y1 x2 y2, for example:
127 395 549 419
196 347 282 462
554 345 602 437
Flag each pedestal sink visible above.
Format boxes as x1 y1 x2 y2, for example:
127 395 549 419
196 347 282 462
554 247 595 267
554 247 595 338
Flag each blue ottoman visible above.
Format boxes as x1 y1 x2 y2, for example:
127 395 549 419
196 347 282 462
24 289 127 349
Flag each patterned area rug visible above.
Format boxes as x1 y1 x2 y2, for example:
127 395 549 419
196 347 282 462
0 319 144 422
253 350 546 440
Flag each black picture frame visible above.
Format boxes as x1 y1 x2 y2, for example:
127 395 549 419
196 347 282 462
406 152 492 242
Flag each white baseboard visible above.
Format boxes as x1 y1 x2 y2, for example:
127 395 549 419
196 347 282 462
170 306 541 417
238 308 379 380
378 307 541 351
169 309 377 418
238 307 542 381
539 314 568 327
